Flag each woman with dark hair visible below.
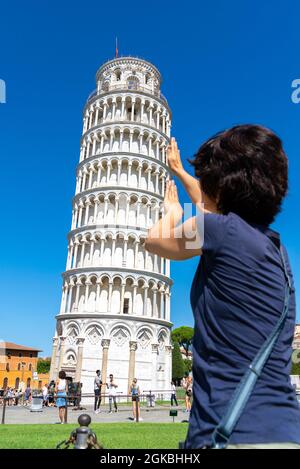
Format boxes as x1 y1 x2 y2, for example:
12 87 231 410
145 125 300 448
55 370 67 424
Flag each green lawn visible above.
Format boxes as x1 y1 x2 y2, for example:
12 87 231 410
0 423 188 449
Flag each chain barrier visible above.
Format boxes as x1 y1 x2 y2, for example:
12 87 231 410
1 389 183 425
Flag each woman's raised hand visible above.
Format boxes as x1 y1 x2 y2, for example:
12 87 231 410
167 137 184 177
164 180 183 220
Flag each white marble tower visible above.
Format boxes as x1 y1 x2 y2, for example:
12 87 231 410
49 57 173 397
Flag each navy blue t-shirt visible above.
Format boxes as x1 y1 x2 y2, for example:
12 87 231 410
186 212 300 448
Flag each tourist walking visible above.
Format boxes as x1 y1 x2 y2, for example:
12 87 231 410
14 388 21 406
130 378 143 421
42 383 48 407
24 384 31 406
106 374 118 413
48 380 55 407
145 128 300 448
7 388 14 406
55 371 67 423
171 381 178 407
184 376 192 413
94 370 102 413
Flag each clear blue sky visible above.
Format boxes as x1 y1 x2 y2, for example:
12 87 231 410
1 1 299 356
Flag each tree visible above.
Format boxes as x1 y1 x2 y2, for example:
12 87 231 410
171 326 194 357
172 342 185 384
291 362 300 375
37 358 51 374
183 358 192 375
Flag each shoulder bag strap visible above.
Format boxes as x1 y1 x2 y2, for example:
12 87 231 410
211 245 293 449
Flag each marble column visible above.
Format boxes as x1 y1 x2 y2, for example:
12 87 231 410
132 284 137 314
57 336 66 373
100 238 105 264
159 288 165 319
151 343 159 391
93 200 98 223
123 238 128 267
66 244 73 270
165 345 173 387
152 287 158 318
60 284 67 313
143 286 148 316
74 283 81 311
80 241 86 267
108 282 113 312
74 337 85 382
165 291 171 321
66 284 74 313
49 337 59 381
127 341 138 393
95 280 101 312
97 163 102 185
120 282 126 313
101 339 110 403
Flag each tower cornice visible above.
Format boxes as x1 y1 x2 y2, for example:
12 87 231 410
67 223 149 240
96 57 162 83
76 151 170 174
84 88 171 116
81 120 170 143
56 312 172 329
62 266 173 286
72 185 164 205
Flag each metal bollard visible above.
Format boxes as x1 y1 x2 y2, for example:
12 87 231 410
56 414 102 449
1 398 6 425
73 414 93 449
65 398 68 424
135 396 139 423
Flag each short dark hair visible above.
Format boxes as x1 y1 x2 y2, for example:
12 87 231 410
58 370 66 379
96 370 100 374
190 124 288 225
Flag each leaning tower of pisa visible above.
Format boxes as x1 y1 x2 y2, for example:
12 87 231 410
49 57 173 397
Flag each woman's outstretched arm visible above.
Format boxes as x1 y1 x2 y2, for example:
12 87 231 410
144 180 202 260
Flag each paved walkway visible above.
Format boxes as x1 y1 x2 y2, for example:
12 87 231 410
1 404 190 425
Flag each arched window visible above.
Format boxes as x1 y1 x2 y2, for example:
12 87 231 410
26 378 31 387
127 76 139 90
145 73 151 84
115 69 121 81
3 378 8 389
28 363 32 371
123 298 129 314
17 363 21 371
15 377 20 389
102 81 110 92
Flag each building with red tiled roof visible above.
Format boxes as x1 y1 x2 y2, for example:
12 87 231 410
0 341 47 390
0 342 42 352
